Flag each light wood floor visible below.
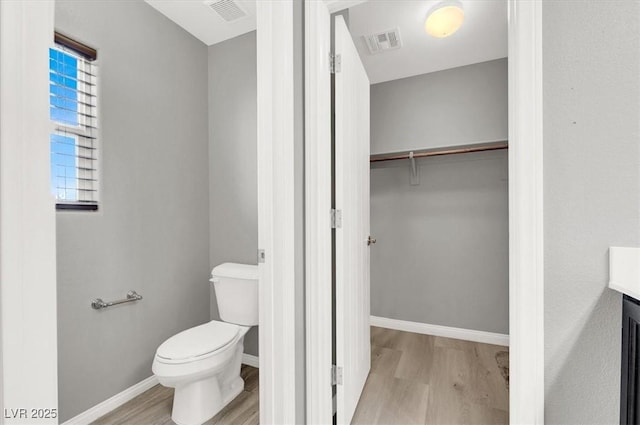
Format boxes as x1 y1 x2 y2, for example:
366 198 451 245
91 366 258 425
352 326 509 425
91 327 508 425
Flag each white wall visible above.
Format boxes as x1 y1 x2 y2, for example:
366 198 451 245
543 1 640 423
55 1 210 421
370 58 508 155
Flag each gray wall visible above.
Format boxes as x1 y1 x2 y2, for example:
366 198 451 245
543 1 640 423
370 58 508 155
208 32 259 356
55 1 209 421
371 150 509 334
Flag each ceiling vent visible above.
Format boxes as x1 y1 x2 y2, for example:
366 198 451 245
203 0 247 22
364 28 402 54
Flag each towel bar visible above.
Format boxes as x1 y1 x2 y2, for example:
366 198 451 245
91 290 143 310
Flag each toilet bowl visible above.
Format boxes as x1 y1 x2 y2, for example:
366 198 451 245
152 263 258 425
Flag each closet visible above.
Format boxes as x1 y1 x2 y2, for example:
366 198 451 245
319 1 511 423
367 56 510 338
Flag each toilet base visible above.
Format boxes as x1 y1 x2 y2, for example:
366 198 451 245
171 376 244 425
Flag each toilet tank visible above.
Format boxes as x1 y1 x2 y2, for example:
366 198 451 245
210 263 259 326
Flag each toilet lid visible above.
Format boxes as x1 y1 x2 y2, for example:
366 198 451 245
156 321 239 361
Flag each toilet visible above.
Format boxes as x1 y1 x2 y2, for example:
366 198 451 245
152 263 258 425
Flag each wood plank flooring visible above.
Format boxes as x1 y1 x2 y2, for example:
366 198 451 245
91 366 258 425
351 326 509 425
90 327 508 425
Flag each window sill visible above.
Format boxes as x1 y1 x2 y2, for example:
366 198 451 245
56 203 98 211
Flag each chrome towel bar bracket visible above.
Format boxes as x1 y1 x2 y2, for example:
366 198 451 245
91 290 143 310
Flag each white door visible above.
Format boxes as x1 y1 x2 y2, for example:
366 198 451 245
334 15 371 425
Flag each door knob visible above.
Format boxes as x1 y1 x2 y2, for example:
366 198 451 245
367 236 377 246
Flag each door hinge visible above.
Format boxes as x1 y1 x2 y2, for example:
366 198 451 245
331 209 342 229
331 365 343 385
257 249 265 263
330 53 341 74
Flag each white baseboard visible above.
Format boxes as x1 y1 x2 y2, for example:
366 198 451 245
63 355 258 425
370 316 509 346
61 375 158 425
242 353 259 368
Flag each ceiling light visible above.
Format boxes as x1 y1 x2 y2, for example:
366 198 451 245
424 0 465 38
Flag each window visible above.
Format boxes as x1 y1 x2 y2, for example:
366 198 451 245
50 32 98 211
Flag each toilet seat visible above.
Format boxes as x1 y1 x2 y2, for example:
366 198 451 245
156 320 240 364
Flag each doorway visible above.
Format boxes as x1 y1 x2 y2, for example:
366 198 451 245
0 2 304 424
305 0 544 423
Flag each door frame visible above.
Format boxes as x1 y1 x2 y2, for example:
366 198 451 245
0 1 303 423
0 0 59 421
304 1 545 423
507 1 544 422
304 0 334 423
256 1 303 423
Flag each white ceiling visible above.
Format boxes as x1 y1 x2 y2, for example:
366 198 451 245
144 0 506 84
145 0 363 46
349 0 507 84
145 0 257 46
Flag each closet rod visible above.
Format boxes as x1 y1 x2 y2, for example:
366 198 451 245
370 141 508 163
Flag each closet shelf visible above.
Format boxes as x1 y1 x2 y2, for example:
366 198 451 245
369 141 508 163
